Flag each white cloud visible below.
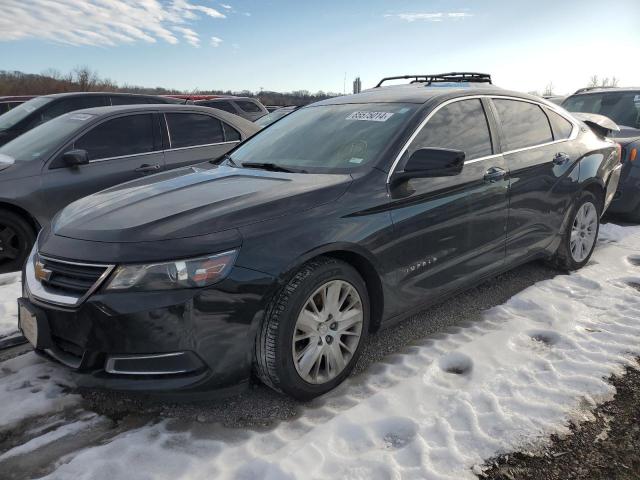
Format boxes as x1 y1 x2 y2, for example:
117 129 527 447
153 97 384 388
385 12 474 22
0 0 226 47
220 3 232 9
174 26 200 47
210 36 223 47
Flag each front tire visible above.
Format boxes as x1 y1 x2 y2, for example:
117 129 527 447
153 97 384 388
255 257 370 400
551 191 600 271
0 210 35 274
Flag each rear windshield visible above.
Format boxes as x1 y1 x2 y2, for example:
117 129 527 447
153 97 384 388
563 92 640 129
0 96 52 130
229 103 418 173
0 112 96 162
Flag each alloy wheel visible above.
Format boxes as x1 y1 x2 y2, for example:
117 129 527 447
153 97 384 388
292 280 364 384
570 201 598 263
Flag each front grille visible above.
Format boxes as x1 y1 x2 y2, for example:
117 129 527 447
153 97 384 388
39 255 110 297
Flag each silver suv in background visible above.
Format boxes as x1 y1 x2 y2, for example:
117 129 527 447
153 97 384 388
195 96 269 121
0 104 258 272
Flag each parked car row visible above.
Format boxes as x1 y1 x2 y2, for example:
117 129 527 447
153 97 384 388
0 103 258 271
11 72 623 400
561 87 640 220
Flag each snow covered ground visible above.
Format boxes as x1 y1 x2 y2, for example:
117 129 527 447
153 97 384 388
0 272 21 338
1 224 640 479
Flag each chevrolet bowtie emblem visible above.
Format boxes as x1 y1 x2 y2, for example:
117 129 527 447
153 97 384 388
34 260 53 282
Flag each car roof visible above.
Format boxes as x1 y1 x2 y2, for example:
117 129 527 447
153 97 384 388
195 96 256 103
41 91 165 99
66 104 259 133
569 87 640 96
313 83 546 106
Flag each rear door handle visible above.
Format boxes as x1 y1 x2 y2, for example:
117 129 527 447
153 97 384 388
484 166 507 183
553 152 570 165
135 163 161 173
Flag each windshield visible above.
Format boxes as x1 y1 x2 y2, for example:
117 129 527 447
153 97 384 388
0 111 96 162
231 103 418 172
0 96 52 130
563 92 640 129
255 109 292 127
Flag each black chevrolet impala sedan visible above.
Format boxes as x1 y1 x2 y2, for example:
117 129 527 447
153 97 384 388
19 73 621 400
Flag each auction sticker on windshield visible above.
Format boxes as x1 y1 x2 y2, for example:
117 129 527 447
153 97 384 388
346 111 395 122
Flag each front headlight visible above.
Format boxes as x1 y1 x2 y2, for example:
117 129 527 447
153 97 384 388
104 250 238 292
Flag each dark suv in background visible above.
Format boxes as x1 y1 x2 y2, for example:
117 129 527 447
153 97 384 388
563 88 640 220
0 92 181 146
195 96 269 121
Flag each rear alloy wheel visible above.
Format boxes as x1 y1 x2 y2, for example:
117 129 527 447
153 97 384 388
255 257 369 400
0 210 35 274
569 201 598 263
551 191 600 271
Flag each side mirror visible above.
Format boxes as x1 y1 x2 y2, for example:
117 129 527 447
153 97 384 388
62 149 89 167
391 148 465 185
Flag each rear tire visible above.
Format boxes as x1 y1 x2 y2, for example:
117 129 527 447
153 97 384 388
551 191 600 271
255 257 370 400
0 210 35 274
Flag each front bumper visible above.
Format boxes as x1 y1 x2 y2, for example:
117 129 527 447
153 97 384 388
21 265 276 397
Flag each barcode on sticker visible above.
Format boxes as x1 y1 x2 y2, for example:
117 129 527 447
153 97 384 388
346 111 394 122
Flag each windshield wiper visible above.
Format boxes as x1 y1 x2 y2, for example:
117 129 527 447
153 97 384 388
241 162 305 173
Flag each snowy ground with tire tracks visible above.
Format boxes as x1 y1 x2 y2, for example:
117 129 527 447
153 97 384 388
0 224 640 479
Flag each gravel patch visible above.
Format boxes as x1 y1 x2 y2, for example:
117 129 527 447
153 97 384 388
479 360 640 480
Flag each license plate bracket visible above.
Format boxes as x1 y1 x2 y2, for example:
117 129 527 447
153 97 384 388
18 298 52 350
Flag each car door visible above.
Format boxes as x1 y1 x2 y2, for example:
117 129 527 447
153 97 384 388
491 98 579 263
387 98 509 311
162 112 240 170
39 112 165 220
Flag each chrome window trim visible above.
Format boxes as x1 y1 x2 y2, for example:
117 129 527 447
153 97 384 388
165 140 240 153
26 250 115 307
88 149 163 164
105 352 190 375
86 141 241 164
386 94 580 183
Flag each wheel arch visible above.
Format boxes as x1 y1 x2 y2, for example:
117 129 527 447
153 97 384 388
0 201 40 233
280 243 385 333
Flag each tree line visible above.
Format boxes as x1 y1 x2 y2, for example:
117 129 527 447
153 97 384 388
0 67 339 106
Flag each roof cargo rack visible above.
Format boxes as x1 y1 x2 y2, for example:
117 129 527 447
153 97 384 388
375 72 492 88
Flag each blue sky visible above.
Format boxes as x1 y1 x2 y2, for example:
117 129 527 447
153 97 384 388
1 0 639 94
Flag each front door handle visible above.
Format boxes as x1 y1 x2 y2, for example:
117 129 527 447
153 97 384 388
135 163 161 173
484 166 507 183
553 152 570 165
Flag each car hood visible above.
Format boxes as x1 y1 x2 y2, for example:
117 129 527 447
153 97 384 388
53 163 352 243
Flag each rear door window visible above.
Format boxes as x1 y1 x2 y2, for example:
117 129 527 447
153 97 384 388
74 114 155 160
223 122 241 141
235 100 262 113
545 109 573 140
493 99 553 150
408 99 493 161
165 113 225 148
203 101 236 113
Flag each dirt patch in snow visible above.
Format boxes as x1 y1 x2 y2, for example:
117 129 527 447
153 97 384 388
480 361 640 480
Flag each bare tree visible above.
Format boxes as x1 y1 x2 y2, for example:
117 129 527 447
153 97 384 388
588 75 599 88
543 82 554 96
